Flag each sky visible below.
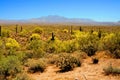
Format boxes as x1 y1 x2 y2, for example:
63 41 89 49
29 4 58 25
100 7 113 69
0 0 120 22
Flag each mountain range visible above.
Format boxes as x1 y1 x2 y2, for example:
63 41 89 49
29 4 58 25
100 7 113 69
0 15 120 25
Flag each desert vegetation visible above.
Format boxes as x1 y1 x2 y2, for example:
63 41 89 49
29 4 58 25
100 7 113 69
0 24 120 80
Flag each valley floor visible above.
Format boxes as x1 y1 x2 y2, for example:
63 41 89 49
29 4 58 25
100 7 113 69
29 58 120 80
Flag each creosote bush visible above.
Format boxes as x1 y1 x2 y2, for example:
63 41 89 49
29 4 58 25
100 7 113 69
113 49 120 58
1 29 10 37
13 72 34 80
45 54 59 64
19 29 28 37
28 39 45 58
103 64 120 75
76 32 98 56
46 37 62 53
26 59 46 73
0 56 22 79
55 53 81 72
32 27 43 34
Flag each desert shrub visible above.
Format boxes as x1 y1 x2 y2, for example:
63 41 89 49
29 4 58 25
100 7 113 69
15 51 28 64
0 40 4 49
30 33 41 41
103 64 120 75
32 27 43 34
28 39 44 50
55 53 81 72
62 29 68 33
46 38 62 53
63 39 79 53
100 33 120 57
113 49 120 59
73 51 88 59
76 32 98 56
1 29 10 37
28 40 45 58
45 54 59 64
92 58 99 64
13 72 34 80
26 59 46 73
18 29 28 37
5 38 20 50
0 56 22 79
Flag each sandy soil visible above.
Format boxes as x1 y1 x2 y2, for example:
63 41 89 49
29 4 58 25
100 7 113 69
29 57 120 80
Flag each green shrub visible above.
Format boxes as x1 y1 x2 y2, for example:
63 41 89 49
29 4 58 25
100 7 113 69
63 39 79 53
62 29 68 33
100 33 118 52
26 59 46 73
28 40 45 58
76 32 98 56
5 38 20 50
46 38 62 53
13 72 34 80
1 29 10 37
113 49 120 58
16 51 28 64
28 40 44 50
30 33 40 41
32 27 43 34
103 64 120 75
45 54 59 64
55 53 81 72
0 56 22 79
0 40 4 49
18 29 28 37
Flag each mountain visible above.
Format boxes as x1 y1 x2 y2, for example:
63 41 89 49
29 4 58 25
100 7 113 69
0 15 120 25
29 15 95 23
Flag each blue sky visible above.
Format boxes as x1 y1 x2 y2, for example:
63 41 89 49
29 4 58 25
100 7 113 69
0 0 120 22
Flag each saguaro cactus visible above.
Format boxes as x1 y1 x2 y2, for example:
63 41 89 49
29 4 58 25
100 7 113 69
79 26 82 31
0 26 1 36
90 29 93 34
51 32 55 41
20 26 23 32
15 25 18 34
98 29 102 39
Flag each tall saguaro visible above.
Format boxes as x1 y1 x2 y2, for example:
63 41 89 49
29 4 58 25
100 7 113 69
16 25 18 34
20 26 23 32
51 32 55 41
0 25 1 36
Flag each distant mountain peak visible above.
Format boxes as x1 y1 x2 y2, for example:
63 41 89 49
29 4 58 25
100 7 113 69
0 15 120 25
